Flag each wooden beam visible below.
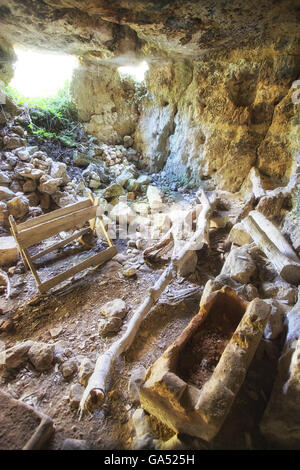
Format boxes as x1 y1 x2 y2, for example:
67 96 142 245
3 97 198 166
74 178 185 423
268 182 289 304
38 246 117 293
17 198 92 231
30 228 91 261
18 206 97 248
242 214 300 285
9 215 29 270
250 210 299 262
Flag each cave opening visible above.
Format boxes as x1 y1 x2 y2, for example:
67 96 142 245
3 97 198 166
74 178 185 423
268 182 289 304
9 47 78 98
117 60 149 83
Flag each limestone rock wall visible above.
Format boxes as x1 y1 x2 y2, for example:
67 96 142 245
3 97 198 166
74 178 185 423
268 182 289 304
0 36 16 85
71 62 140 144
133 41 300 191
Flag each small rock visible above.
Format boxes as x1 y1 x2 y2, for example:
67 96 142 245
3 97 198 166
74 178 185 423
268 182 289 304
221 245 256 284
7 195 29 218
28 342 55 371
123 135 133 148
261 279 297 305
0 171 9 184
38 175 63 195
61 438 89 450
123 268 137 278
23 179 37 193
1 340 34 369
132 433 155 450
78 357 94 387
61 358 78 379
132 408 152 437
0 236 18 266
15 148 31 161
146 185 163 209
263 299 285 340
98 317 123 337
128 366 147 405
69 383 85 409
102 183 125 199
100 298 127 319
0 319 14 333
49 326 63 338
3 134 26 149
227 222 253 246
0 186 15 201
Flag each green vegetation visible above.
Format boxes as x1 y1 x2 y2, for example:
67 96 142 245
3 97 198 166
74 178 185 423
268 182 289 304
5 81 79 147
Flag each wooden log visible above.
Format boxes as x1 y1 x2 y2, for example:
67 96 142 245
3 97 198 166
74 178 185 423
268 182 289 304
250 210 299 262
242 213 300 285
79 190 215 414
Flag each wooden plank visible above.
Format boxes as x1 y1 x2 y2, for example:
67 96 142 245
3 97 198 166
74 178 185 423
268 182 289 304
22 247 42 287
9 215 29 270
31 228 91 261
17 199 92 231
19 206 98 248
39 246 117 293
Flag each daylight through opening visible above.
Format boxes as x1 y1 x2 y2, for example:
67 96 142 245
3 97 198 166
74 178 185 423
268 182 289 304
118 60 149 82
10 47 78 98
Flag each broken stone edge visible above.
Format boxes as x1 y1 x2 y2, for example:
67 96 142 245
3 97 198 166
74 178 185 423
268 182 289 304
140 287 271 442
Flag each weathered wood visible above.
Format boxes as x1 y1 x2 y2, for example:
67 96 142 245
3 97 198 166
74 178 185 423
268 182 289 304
9 215 29 270
79 190 215 414
10 198 117 295
17 198 92 231
18 206 97 248
30 228 91 261
242 213 300 285
22 247 42 287
39 246 117 293
250 210 299 262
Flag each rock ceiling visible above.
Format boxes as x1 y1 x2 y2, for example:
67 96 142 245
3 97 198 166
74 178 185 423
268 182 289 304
0 0 300 62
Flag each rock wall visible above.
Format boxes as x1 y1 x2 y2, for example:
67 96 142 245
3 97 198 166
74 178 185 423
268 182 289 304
0 36 15 85
72 37 300 192
134 41 300 191
71 62 140 145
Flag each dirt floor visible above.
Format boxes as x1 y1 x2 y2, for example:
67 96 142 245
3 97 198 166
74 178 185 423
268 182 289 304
0 193 282 450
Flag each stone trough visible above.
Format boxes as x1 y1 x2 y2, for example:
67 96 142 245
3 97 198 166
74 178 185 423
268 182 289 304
0 390 54 450
140 287 271 442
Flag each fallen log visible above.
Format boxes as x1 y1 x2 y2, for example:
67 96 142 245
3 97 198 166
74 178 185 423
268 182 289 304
79 190 215 414
242 211 300 285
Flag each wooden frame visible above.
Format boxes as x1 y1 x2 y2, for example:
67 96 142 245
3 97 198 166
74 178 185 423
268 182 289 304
9 195 117 294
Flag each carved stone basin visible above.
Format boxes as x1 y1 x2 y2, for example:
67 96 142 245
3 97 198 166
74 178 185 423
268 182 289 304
140 286 271 441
